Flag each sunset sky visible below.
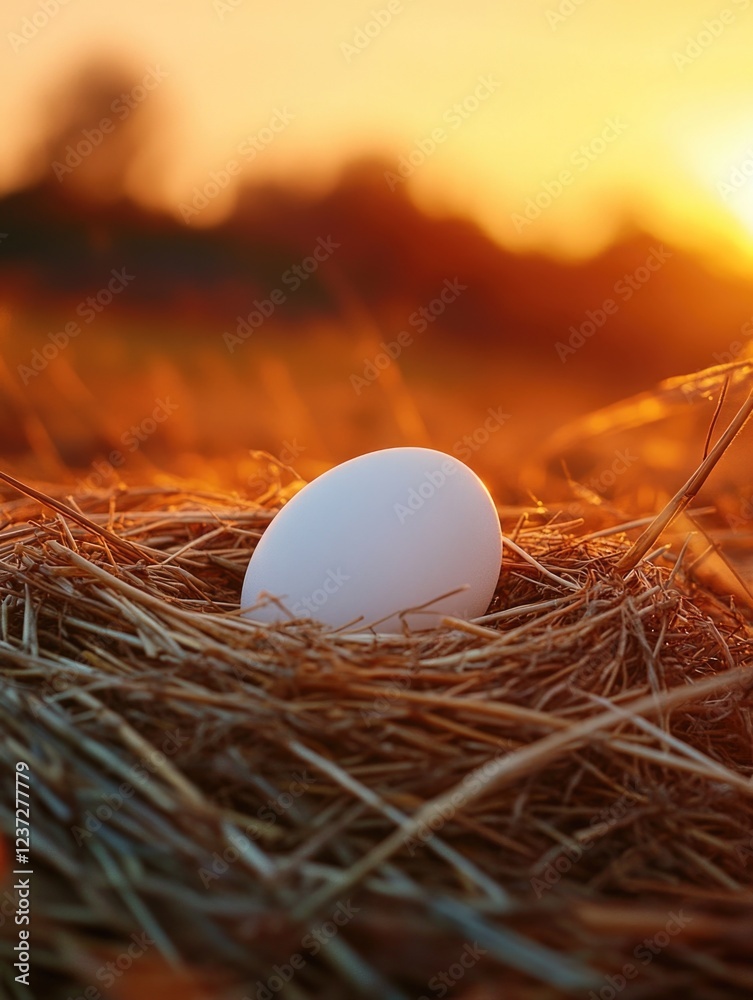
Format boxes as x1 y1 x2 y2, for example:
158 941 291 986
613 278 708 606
4 0 753 270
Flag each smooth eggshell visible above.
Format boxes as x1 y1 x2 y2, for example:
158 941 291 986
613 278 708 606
241 446 502 633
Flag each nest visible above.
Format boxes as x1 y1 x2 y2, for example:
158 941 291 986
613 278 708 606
0 455 752 999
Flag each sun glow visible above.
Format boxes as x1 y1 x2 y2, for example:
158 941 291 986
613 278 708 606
3 0 753 273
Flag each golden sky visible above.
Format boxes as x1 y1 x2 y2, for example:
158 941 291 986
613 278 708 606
4 0 753 270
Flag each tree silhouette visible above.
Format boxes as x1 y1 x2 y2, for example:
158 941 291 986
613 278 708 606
25 58 168 203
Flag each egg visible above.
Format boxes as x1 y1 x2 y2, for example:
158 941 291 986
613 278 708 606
241 446 502 633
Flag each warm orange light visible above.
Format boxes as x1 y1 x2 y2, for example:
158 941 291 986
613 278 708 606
4 0 753 273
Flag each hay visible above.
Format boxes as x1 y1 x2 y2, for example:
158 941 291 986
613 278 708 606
0 454 752 999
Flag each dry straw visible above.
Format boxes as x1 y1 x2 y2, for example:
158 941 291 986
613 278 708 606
0 367 752 999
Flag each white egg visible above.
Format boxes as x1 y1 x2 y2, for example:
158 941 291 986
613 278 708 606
241 446 502 633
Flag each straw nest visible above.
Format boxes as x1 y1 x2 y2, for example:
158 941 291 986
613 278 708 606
0 454 752 1000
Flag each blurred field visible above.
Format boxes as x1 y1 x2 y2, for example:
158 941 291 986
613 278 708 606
2 303 751 514
0 309 591 492
3 19 753 998
1 72 753 579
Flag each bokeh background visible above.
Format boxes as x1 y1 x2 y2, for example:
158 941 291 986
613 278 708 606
1 0 752 518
